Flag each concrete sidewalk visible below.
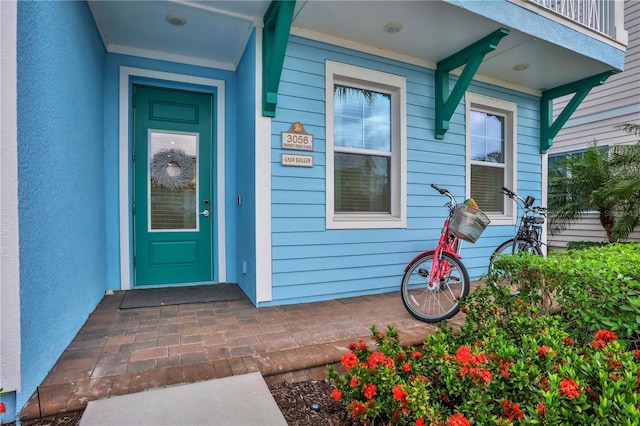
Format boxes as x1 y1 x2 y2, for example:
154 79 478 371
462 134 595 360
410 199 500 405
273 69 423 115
79 372 287 425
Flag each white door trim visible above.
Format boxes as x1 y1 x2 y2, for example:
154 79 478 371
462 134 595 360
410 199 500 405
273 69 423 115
119 67 226 289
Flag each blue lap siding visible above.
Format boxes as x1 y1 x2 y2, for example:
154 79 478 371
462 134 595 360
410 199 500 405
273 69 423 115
263 36 542 306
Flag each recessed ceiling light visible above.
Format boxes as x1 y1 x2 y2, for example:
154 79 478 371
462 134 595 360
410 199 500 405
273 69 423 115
513 63 530 71
166 14 186 26
384 22 403 34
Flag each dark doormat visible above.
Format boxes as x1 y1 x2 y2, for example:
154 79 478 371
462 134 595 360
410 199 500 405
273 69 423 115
120 284 245 309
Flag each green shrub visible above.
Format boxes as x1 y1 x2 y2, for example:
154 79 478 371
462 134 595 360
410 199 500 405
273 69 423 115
566 241 609 250
491 243 640 347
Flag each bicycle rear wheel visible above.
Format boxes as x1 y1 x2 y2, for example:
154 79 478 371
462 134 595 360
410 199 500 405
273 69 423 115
401 252 470 322
488 238 542 273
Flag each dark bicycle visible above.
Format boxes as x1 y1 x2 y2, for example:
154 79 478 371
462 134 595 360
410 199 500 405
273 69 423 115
488 186 547 274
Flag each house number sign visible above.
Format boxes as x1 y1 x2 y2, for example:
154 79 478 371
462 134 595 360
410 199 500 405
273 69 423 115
281 121 313 151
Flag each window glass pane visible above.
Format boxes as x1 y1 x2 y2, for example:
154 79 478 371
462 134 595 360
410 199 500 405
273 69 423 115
470 111 504 163
334 85 391 152
364 120 391 151
334 86 363 118
335 153 390 213
149 131 198 231
470 164 504 212
335 116 364 149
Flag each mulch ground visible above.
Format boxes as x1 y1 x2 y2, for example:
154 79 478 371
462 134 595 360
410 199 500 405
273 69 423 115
14 380 363 426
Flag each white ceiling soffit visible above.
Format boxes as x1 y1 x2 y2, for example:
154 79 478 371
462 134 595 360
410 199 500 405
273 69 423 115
88 0 613 92
88 0 271 70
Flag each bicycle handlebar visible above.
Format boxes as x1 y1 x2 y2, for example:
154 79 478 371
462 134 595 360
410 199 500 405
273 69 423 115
501 186 517 199
501 187 546 215
431 183 447 195
431 184 456 207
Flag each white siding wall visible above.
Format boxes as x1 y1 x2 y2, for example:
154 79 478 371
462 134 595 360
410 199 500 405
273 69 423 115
548 0 640 247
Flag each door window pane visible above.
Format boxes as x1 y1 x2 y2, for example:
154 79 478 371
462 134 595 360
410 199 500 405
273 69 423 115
148 131 198 231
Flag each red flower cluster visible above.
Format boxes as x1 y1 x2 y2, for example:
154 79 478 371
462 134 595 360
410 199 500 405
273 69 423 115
536 402 546 418
348 400 367 417
341 352 359 370
501 399 525 421
392 384 408 402
403 362 412 373
416 417 426 426
455 345 492 383
0 402 6 415
349 377 358 388
368 351 386 366
455 346 473 364
331 388 342 401
447 412 471 426
590 339 606 350
559 378 581 399
635 349 640 360
499 359 511 378
348 339 368 351
455 346 488 365
363 383 377 399
608 358 623 369
595 330 618 342
562 336 575 346
366 351 394 369
411 351 422 360
538 345 551 357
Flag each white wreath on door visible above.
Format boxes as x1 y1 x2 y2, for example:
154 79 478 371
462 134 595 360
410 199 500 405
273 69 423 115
150 148 195 190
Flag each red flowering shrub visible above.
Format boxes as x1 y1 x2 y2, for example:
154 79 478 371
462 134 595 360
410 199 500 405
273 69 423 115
327 282 640 424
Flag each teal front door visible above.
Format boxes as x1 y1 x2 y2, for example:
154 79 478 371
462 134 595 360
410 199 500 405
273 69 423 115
133 85 214 286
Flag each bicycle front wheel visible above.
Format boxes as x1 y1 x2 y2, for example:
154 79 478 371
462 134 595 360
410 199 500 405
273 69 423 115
401 252 470 323
488 238 543 273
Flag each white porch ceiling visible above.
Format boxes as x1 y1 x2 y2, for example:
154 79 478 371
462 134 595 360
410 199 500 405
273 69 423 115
88 0 615 92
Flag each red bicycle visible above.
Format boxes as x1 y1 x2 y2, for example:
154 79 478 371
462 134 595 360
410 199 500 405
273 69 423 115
401 184 490 322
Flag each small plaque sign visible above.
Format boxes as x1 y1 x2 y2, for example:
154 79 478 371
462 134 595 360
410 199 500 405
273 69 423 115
281 121 313 151
282 153 313 167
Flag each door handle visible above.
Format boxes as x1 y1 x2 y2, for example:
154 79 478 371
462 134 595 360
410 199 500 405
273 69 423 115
200 210 210 217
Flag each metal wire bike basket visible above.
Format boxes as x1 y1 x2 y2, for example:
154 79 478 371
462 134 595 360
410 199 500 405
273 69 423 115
449 204 491 243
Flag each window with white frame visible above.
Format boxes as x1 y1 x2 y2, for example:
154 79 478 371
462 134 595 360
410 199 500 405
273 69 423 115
325 61 406 229
465 92 517 222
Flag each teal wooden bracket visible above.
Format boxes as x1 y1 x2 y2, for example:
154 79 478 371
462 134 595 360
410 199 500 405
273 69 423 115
540 70 617 153
435 28 510 139
262 0 296 117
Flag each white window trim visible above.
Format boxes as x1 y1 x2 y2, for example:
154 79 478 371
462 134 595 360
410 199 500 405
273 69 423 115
325 61 406 229
465 92 517 225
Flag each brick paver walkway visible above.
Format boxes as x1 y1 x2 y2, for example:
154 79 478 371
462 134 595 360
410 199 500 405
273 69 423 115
20 288 469 421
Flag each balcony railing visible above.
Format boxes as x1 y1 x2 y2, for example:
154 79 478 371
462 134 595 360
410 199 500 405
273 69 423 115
530 0 613 37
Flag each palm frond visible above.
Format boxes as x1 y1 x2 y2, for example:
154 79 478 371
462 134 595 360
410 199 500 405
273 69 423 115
615 123 640 137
